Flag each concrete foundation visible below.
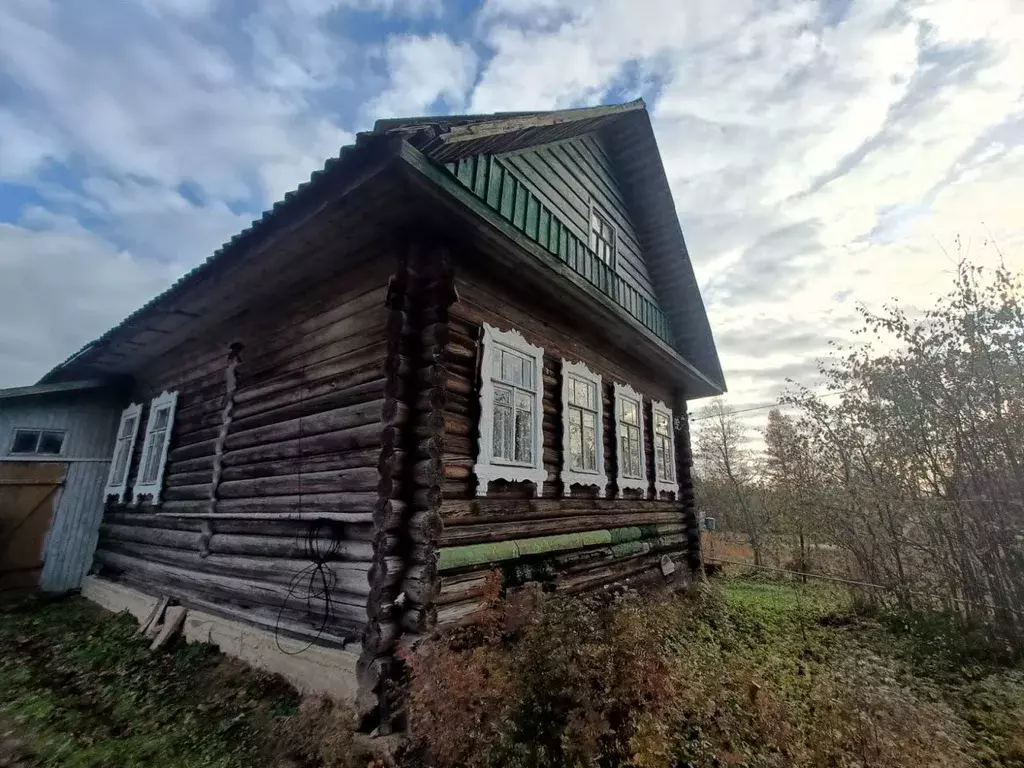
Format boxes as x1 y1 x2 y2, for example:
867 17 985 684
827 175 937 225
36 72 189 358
80 575 360 702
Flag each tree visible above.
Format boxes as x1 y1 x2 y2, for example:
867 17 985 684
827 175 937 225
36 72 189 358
694 399 770 565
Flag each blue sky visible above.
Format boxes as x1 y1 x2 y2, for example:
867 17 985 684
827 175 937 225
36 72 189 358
1 0 1023 434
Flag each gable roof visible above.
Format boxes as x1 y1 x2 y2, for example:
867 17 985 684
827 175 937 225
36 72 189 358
373 100 724 394
40 101 724 397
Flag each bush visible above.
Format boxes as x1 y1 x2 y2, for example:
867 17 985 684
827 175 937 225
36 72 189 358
403 583 978 768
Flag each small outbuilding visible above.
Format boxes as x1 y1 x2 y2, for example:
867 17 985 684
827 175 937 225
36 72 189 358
0 380 124 594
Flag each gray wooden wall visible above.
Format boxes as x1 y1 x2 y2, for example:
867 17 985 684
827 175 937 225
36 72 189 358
0 391 122 591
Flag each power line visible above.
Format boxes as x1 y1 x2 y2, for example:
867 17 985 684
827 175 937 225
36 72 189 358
689 388 854 422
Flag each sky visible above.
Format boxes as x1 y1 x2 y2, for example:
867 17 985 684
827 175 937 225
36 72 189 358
1 0 1023 442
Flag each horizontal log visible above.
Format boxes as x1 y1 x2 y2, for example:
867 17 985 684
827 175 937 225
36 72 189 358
164 483 213 502
230 377 387 434
436 599 480 627
216 492 378 514
99 523 374 560
233 341 388 406
216 467 380 498
219 449 381 482
440 497 680 520
169 437 218 464
441 515 685 547
95 550 369 624
221 423 384 466
101 540 377 597
177 591 362 648
166 455 216 476
244 305 388 381
165 469 216 488
225 399 385 452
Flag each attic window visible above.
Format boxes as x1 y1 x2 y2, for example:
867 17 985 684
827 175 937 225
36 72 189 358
589 208 616 266
9 429 65 456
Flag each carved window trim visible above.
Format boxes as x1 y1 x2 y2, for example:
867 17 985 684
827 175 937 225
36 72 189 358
560 358 607 497
133 391 178 505
476 324 546 496
651 399 677 497
105 403 142 503
614 382 648 497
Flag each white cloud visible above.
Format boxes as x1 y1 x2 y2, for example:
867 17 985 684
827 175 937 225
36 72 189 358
365 34 479 121
0 0 1021 431
0 214 184 388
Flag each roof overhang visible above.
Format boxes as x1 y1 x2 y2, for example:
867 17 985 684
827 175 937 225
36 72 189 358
40 102 724 399
0 379 109 402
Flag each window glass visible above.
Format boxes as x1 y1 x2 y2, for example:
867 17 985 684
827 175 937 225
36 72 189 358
653 409 676 484
38 431 65 455
11 429 40 454
589 209 616 265
489 344 539 466
618 396 643 479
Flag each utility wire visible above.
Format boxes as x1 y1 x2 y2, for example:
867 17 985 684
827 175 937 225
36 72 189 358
689 388 855 422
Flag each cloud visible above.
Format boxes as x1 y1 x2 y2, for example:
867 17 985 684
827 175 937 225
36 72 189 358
0 0 1021 448
0 213 184 388
364 34 479 121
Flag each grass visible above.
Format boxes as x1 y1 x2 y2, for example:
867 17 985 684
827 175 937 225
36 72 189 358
720 579 1024 767
2 583 1022 767
0 596 303 768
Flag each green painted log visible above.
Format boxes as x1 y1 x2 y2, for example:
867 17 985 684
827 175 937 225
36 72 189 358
438 525 660 572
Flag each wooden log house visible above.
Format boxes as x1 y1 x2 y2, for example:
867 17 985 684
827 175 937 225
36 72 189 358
35 100 725 720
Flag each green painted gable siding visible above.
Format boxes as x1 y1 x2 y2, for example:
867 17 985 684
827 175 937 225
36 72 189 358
498 133 658 306
444 153 675 345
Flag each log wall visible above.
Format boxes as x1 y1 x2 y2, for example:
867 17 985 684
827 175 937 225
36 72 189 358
433 264 699 624
94 253 397 648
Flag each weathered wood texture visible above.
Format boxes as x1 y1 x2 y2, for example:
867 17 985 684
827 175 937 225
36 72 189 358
432 264 694 624
94 256 396 644
498 133 658 305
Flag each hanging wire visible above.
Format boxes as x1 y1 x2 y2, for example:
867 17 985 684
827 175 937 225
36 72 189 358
276 518 347 655
274 360 353 654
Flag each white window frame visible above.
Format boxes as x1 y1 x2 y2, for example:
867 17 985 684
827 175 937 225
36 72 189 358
476 324 546 496
105 403 142 503
588 203 617 267
133 391 178 505
651 400 677 496
614 382 647 497
560 359 607 497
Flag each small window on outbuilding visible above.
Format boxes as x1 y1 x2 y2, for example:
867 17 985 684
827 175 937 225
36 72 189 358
9 429 65 456
589 208 616 266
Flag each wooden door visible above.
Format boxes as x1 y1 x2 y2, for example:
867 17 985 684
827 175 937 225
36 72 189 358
0 462 66 593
